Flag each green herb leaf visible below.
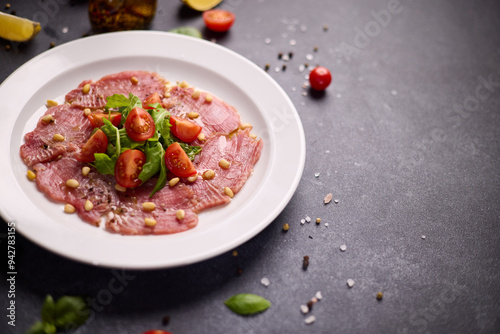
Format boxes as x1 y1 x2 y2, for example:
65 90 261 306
105 93 142 123
179 142 202 161
42 322 56 334
150 149 167 198
169 26 202 38
150 103 170 139
139 141 163 183
26 321 45 334
41 295 55 325
53 296 89 328
93 153 117 175
224 293 271 315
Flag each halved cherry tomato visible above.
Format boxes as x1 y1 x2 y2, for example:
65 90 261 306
87 112 122 128
203 9 235 32
125 107 155 141
309 66 332 91
76 129 108 163
143 92 162 110
165 142 197 178
169 116 202 142
142 331 173 334
115 149 146 188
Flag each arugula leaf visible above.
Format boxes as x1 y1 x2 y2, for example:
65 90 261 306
150 149 167 198
41 295 55 325
139 141 163 183
224 293 271 315
150 103 171 139
179 142 202 161
53 296 89 328
105 93 142 121
26 321 45 334
93 153 117 175
169 26 202 38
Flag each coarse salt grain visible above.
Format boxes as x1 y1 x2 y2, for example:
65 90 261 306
324 223 329 227
305 216 311 223
304 315 316 325
300 219 306 225
334 199 339 204
347 279 355 288
422 235 426 239
260 277 270 287
315 291 323 300
314 172 320 178
340 244 347 252
300 304 309 314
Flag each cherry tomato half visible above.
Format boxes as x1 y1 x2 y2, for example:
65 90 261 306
142 331 173 334
87 112 122 128
143 92 162 110
115 149 146 188
309 66 332 91
125 107 155 141
76 129 108 163
203 9 235 32
169 116 202 142
165 142 197 178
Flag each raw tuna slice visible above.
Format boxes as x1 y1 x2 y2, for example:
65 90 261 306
104 180 198 235
164 86 241 140
65 71 167 109
20 105 93 166
33 156 119 224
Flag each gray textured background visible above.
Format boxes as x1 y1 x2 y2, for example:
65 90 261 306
1 0 500 333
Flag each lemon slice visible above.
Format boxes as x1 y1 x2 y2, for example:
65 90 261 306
182 0 223 11
0 12 41 42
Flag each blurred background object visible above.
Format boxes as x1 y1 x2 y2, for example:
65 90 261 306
89 0 157 33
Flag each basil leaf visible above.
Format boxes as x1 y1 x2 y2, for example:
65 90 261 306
150 149 167 198
139 141 163 183
26 321 45 334
53 296 89 328
224 294 271 315
169 26 202 38
93 153 117 175
41 295 55 325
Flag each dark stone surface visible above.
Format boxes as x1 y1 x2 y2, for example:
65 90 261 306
1 0 500 333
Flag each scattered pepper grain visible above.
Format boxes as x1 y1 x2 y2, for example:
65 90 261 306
316 218 321 224
5 44 11 51
162 316 170 326
283 223 289 231
49 42 55 48
377 292 383 300
303 255 310 270
232 250 238 257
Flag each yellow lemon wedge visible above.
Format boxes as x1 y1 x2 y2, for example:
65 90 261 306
0 12 41 42
182 0 223 11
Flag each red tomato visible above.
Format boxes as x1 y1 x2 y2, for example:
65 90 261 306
125 107 155 141
169 116 202 142
76 129 108 163
165 142 197 178
142 331 172 334
87 112 122 128
115 149 146 188
203 9 235 32
143 92 162 110
309 66 332 91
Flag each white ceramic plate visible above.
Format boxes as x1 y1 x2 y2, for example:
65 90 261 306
0 31 305 269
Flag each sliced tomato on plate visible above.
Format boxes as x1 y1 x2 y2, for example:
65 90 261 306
165 142 197 178
115 149 146 188
87 112 122 128
125 107 155 141
169 115 202 142
76 129 108 163
203 9 235 32
143 92 162 110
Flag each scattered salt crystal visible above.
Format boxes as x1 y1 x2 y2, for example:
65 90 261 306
260 277 270 287
391 90 398 95
289 39 297 46
302 91 308 96
264 37 271 44
347 279 355 288
421 235 426 239
306 53 314 60
340 244 347 252
324 193 333 204
304 315 316 325
311 297 318 303
292 87 296 91
314 172 320 178
304 74 310 80
324 223 329 227
300 219 306 225
281 32 288 38
62 26 68 33
334 199 339 204
336 93 342 98
274 67 280 72
300 304 309 314
305 216 311 223
300 24 307 32
315 291 323 300
299 64 305 72
282 54 290 61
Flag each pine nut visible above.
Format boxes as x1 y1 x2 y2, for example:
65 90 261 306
219 159 230 169
83 108 91 116
82 83 91 94
176 209 185 220
27 170 36 180
115 184 127 192
191 89 200 99
145 218 157 227
224 187 234 198
46 100 58 107
179 81 189 88
203 169 215 180
82 166 91 176
66 179 79 188
142 202 156 211
169 177 180 187
205 94 213 102
130 76 139 84
64 204 76 213
53 133 65 141
197 133 205 141
187 173 198 182
42 114 54 123
249 133 257 139
187 112 199 119
240 123 252 130
84 200 93 211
